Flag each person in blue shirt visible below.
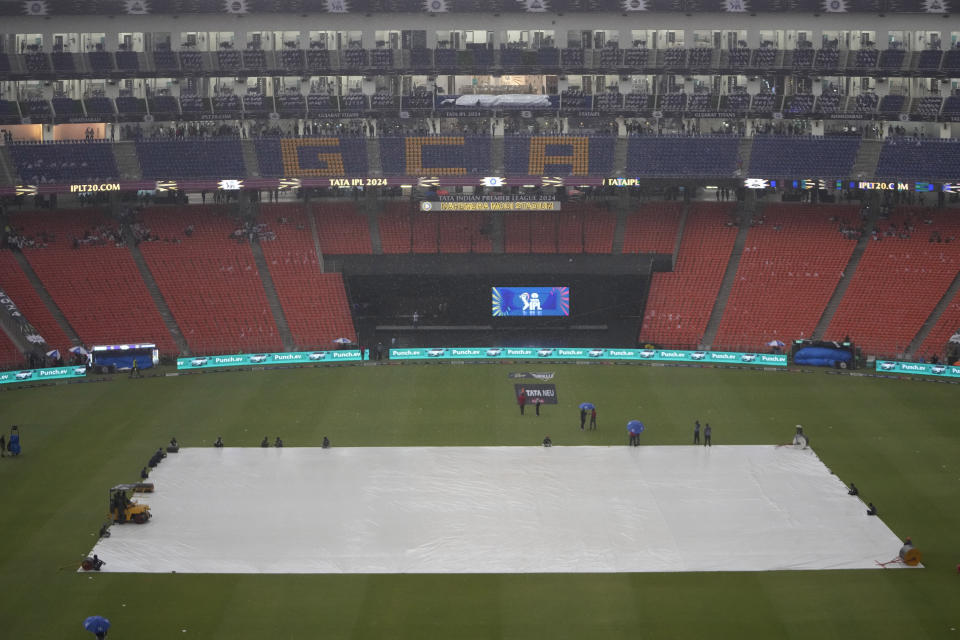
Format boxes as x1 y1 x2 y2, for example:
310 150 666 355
693 420 700 444
703 423 712 447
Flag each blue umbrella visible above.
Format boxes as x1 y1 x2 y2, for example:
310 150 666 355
332 337 353 345
579 402 595 410
626 420 644 435
83 616 110 635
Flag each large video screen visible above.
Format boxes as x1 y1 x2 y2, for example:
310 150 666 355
492 286 570 317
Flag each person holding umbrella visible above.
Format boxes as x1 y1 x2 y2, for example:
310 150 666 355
579 402 595 430
8 425 20 456
83 615 110 639
627 420 644 446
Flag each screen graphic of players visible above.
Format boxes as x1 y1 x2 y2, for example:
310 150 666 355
491 287 570 317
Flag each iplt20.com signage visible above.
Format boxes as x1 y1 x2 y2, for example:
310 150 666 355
875 360 960 378
0 366 87 385
177 350 364 370
388 347 787 366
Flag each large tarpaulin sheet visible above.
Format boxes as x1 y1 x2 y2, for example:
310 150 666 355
89 446 911 574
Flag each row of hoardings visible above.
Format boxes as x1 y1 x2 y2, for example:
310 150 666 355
0 365 88 385
388 347 788 365
875 360 960 378
176 350 365 370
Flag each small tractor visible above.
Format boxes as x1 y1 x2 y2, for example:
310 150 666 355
109 484 152 524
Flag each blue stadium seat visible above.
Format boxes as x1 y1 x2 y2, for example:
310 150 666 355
379 136 491 175
876 138 960 180
10 142 120 183
135 139 246 179
749 135 861 177
626 135 739 177
253 137 369 177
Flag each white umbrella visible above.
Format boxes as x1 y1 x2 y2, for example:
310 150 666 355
767 340 785 348
332 338 353 345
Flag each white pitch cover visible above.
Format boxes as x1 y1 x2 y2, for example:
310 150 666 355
87 446 913 574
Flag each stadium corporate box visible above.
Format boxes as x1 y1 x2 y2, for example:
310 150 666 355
177 350 364 370
875 360 960 378
0 366 87 385
389 347 787 366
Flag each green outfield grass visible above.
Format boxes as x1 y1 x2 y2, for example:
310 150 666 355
0 363 958 639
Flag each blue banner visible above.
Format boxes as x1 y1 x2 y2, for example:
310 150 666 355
875 360 960 378
388 347 787 365
177 350 364 370
0 365 87 385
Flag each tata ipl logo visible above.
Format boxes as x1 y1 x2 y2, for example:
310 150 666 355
519 292 542 312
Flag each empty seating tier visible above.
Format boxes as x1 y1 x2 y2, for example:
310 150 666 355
10 209 177 354
0 250 74 357
916 287 960 363
379 136 492 176
622 202 684 254
139 206 282 354
748 136 861 177
639 203 738 348
712 205 859 351
312 203 372 254
626 135 740 177
825 207 960 356
254 137 369 177
875 138 960 181
504 136 614 176
135 140 246 179
10 143 119 184
257 204 357 349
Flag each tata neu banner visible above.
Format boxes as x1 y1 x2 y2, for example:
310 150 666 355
513 384 558 404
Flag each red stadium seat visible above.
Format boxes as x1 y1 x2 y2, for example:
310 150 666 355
0 250 74 357
139 206 282 355
713 204 859 351
639 203 738 348
825 207 960 357
9 210 176 354
258 204 357 349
